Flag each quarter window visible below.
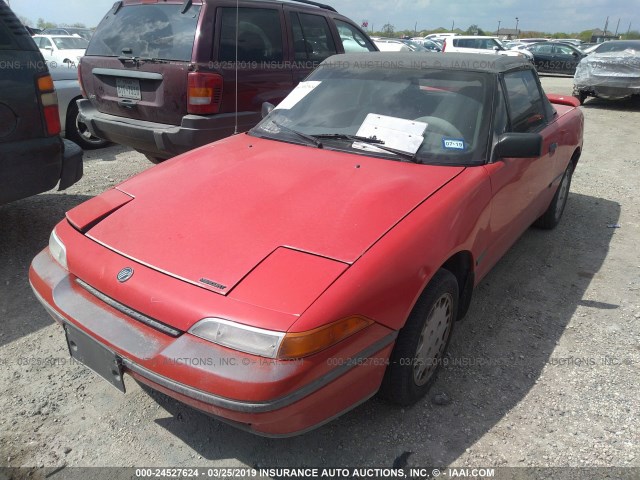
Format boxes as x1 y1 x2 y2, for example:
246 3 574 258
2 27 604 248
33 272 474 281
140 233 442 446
334 20 375 53
503 70 546 133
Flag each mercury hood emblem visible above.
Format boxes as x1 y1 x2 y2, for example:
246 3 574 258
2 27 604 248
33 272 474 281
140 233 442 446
117 267 134 283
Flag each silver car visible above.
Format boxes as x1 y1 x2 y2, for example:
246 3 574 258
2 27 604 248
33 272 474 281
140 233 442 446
49 64 108 149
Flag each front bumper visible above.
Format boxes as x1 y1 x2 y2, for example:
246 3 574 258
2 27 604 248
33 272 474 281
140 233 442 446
77 100 258 159
29 247 396 436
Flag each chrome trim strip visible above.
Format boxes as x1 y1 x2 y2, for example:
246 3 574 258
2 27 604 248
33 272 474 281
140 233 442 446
92 68 163 80
75 279 182 337
125 331 398 413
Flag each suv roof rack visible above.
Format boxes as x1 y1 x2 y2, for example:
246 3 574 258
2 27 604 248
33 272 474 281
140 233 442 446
280 0 337 13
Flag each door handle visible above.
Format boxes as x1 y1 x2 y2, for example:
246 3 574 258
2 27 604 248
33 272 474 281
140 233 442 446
549 142 558 154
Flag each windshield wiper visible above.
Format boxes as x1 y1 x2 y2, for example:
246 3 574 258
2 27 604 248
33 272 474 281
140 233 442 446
311 133 384 144
270 121 323 148
311 133 420 163
118 55 168 65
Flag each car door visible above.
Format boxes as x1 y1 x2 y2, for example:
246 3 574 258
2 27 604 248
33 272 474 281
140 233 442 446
285 9 338 84
38 37 54 60
530 43 554 73
480 70 561 277
553 44 580 74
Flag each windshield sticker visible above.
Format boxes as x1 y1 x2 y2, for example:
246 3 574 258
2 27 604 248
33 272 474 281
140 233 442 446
442 138 466 150
355 114 427 154
274 81 322 110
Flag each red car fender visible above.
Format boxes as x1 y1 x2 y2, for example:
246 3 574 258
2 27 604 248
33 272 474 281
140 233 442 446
291 166 493 333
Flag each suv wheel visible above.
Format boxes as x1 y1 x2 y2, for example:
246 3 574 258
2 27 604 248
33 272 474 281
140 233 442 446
66 101 109 150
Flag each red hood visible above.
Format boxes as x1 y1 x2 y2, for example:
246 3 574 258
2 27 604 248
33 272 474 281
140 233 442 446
86 135 464 294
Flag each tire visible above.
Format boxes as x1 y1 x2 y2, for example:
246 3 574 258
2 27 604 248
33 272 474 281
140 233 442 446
534 162 574 229
66 101 109 150
380 269 458 406
576 92 587 105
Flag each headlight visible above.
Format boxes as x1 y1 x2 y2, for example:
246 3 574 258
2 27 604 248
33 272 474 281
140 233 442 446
190 318 285 358
48 229 67 269
189 316 373 359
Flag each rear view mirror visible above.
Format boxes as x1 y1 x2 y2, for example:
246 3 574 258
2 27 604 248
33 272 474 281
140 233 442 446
261 102 275 118
495 132 543 159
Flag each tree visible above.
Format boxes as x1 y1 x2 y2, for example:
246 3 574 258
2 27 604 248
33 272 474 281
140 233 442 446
465 24 486 36
36 18 57 30
18 15 32 27
382 23 395 35
61 22 87 28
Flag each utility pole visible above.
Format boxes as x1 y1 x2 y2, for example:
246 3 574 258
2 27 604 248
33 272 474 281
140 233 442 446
614 18 620 36
604 16 609 35
627 23 632 38
415 21 417 36
451 20 454 32
497 20 501 36
515 17 519 34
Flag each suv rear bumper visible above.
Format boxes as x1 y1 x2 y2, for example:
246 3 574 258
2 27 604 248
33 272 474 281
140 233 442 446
78 100 257 159
0 137 83 205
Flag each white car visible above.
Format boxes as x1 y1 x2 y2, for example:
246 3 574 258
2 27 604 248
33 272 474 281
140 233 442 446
443 35 533 60
374 38 411 52
32 35 87 67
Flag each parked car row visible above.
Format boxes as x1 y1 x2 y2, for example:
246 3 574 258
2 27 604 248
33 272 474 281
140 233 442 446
4 0 589 439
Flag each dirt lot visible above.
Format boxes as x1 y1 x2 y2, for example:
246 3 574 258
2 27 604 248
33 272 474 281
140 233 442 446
0 76 638 478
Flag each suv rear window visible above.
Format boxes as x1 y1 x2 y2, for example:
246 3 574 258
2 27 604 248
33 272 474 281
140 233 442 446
86 4 201 61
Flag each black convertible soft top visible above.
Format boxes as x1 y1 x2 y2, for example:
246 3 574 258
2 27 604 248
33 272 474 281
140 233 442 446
321 52 532 74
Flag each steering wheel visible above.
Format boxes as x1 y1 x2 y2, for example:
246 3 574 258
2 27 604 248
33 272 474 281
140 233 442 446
414 116 464 139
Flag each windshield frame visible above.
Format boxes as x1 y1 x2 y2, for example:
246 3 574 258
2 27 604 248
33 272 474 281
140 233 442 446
250 64 495 167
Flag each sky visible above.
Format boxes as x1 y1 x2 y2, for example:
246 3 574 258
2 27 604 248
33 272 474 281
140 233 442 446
8 0 638 35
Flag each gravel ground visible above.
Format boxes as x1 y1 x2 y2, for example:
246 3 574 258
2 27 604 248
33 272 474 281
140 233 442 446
0 76 638 479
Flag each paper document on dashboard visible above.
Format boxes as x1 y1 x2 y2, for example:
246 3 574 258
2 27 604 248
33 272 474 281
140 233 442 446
354 114 427 154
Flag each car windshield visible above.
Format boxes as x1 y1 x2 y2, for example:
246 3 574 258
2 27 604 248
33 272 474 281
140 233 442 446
251 62 492 165
52 37 88 49
596 41 640 53
87 4 201 61
402 40 428 51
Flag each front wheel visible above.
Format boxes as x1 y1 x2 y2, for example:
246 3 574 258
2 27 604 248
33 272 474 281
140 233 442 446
380 269 458 406
535 162 574 229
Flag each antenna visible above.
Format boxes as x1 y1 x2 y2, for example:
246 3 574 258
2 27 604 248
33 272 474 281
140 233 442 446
233 0 239 135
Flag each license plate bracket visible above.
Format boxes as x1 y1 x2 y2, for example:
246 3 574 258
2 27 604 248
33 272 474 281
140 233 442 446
64 323 126 392
116 77 141 100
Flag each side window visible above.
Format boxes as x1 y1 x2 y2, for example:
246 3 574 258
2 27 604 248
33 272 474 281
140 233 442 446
334 20 375 53
493 83 508 137
0 21 15 49
219 8 283 62
291 12 337 62
503 70 546 133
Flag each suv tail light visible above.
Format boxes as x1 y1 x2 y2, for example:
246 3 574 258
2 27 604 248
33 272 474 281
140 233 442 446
37 73 61 136
188 72 223 115
442 39 447 52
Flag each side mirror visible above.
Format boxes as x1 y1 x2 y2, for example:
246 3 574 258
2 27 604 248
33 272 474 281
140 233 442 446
495 132 543 159
261 102 275 118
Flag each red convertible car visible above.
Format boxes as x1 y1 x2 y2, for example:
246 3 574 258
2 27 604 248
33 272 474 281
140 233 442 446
30 53 584 436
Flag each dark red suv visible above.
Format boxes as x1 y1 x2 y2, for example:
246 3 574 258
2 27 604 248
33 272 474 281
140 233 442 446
77 0 377 162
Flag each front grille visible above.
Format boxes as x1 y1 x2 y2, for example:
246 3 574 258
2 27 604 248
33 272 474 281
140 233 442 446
75 279 182 337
